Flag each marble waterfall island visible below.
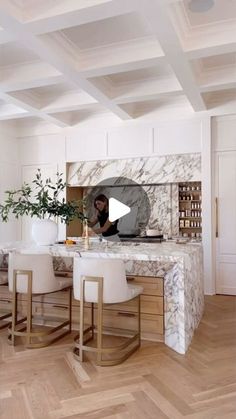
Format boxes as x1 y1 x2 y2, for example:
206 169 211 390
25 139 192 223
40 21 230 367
0 241 204 355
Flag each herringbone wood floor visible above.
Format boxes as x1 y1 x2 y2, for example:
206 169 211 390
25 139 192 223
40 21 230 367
0 295 236 419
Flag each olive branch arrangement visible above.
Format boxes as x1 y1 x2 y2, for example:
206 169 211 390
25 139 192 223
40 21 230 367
0 169 86 224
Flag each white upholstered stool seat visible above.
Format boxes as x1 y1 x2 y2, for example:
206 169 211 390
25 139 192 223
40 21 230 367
73 257 143 366
8 252 72 348
0 269 12 329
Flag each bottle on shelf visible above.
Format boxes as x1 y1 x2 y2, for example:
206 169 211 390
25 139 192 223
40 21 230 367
179 181 202 239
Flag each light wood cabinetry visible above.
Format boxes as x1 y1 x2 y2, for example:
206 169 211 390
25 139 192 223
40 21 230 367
0 275 164 342
66 186 84 238
178 181 202 239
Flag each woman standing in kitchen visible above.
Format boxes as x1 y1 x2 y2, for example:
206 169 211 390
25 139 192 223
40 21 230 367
88 194 120 240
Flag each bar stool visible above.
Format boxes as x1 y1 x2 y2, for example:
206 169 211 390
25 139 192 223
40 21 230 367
73 257 143 366
8 252 72 348
0 268 12 329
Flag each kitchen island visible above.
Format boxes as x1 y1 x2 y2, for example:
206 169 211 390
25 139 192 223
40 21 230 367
0 240 203 355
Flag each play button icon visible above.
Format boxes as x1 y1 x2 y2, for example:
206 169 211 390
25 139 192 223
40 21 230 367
109 197 131 222
85 176 150 242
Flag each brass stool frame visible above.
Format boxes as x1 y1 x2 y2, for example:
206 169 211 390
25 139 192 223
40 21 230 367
8 269 72 348
73 276 141 366
0 268 11 330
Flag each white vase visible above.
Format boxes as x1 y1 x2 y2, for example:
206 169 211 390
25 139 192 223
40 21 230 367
31 219 58 245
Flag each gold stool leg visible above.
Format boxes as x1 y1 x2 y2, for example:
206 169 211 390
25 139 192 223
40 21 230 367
79 278 85 362
96 278 103 365
10 272 18 346
73 277 142 366
68 287 72 333
138 294 141 347
91 302 94 339
26 272 32 347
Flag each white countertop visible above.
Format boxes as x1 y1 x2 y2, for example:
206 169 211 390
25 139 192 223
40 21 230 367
0 239 202 262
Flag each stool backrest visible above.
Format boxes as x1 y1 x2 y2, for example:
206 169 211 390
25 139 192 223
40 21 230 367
8 252 57 294
73 257 129 303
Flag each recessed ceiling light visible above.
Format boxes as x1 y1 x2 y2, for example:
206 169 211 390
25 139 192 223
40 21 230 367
189 0 215 13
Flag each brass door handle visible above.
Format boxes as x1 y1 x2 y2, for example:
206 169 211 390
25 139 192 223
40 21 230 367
215 197 219 238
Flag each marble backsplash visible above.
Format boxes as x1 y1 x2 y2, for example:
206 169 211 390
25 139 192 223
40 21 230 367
68 154 201 237
68 154 201 186
85 183 179 237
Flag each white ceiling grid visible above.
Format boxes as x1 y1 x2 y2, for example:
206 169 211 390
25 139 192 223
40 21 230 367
0 0 235 127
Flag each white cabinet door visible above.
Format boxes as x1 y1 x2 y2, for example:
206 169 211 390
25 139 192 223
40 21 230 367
216 152 236 295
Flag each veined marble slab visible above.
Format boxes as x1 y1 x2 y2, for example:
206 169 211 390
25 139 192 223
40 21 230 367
0 240 204 355
85 183 179 237
68 154 201 186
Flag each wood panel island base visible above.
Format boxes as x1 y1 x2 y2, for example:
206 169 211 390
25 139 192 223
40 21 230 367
0 241 204 355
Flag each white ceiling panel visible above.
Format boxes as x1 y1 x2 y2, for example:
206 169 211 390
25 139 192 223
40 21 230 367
61 12 153 51
103 65 174 86
6 0 111 22
0 41 39 67
0 0 235 126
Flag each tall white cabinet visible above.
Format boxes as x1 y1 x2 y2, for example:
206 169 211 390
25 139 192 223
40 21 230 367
215 152 236 295
214 116 236 295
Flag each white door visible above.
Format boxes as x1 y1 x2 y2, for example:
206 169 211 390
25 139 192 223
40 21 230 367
215 152 236 295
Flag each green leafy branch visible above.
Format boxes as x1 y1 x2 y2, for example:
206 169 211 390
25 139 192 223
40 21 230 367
0 169 87 225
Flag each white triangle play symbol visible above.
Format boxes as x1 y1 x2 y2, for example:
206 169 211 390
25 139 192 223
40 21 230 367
109 197 131 222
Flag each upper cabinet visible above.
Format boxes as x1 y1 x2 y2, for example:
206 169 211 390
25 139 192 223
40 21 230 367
66 131 107 162
107 126 153 158
65 118 203 162
154 119 202 155
20 135 65 166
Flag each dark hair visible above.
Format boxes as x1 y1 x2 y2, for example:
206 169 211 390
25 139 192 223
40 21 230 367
94 194 108 210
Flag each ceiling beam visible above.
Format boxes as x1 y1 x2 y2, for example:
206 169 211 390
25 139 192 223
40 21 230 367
131 0 206 112
0 1 134 44
0 7 133 121
0 62 64 92
0 92 69 127
79 56 166 78
27 0 135 35
187 42 236 61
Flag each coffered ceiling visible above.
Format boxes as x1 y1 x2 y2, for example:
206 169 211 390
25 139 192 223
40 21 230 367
0 0 236 127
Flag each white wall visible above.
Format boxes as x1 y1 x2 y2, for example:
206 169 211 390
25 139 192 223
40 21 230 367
18 115 213 294
0 124 20 242
19 134 66 241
